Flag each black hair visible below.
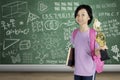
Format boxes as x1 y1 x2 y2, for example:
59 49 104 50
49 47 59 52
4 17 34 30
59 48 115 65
74 4 93 25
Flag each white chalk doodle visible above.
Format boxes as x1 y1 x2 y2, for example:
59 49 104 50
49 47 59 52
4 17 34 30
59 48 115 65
1 21 7 30
6 28 30 36
46 60 58 64
38 1 48 12
27 12 39 25
22 52 33 63
19 40 31 50
11 54 21 63
2 49 17 58
63 27 71 40
35 51 48 64
44 20 59 30
2 1 28 18
31 34 44 51
42 32 61 49
63 27 76 40
54 2 79 11
111 45 120 62
3 39 20 50
92 2 117 9
45 37 60 49
10 19 16 27
102 19 120 37
1 19 16 30
42 13 73 20
31 21 44 32
98 12 119 17
65 41 72 52
50 48 66 59
61 20 77 40
61 20 76 26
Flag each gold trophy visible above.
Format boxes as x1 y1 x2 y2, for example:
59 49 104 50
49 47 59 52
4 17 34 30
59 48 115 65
93 18 110 61
93 18 108 49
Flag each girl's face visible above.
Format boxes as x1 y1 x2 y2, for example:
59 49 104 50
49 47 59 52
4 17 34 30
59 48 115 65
76 9 90 26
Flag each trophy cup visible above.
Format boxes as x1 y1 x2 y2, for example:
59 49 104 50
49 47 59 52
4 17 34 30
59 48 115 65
93 18 107 48
93 18 110 61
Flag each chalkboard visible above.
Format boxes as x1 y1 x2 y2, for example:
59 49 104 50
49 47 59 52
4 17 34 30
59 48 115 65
0 0 120 66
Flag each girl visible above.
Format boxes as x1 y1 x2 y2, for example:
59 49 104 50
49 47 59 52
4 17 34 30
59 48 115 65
70 4 100 80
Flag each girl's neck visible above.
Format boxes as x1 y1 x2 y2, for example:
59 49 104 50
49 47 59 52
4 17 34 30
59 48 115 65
79 24 90 32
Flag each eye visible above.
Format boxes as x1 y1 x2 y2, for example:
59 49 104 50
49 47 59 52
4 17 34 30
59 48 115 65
82 14 85 16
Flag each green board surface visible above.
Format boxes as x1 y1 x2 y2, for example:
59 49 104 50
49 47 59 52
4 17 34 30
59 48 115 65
0 0 120 64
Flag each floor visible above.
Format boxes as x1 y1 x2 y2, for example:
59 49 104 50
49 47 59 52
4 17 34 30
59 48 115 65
0 72 120 80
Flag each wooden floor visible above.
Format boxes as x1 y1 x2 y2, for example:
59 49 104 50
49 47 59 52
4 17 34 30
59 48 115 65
0 72 120 80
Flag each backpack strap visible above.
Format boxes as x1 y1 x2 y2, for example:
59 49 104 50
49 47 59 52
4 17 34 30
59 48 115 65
89 28 96 58
72 28 79 40
90 29 104 73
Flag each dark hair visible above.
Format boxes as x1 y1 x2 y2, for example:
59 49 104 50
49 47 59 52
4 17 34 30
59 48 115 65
74 4 93 25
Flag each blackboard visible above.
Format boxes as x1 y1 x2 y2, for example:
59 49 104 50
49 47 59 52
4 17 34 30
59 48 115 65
0 0 120 68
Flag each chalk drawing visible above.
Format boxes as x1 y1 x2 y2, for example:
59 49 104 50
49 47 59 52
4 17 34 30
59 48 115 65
11 54 21 63
27 12 39 25
44 20 59 30
65 41 71 52
2 49 17 58
54 2 79 11
101 19 120 37
1 21 7 30
95 3 116 9
2 1 28 18
45 37 60 49
50 48 66 59
98 12 119 17
31 21 44 32
19 40 31 50
31 34 43 51
22 52 33 63
61 20 76 26
3 39 20 50
46 60 58 64
38 1 48 13
42 13 73 20
111 45 120 62
35 51 48 64
42 32 61 49
1 19 16 30
6 28 30 36
63 27 71 40
61 20 77 40
10 19 16 27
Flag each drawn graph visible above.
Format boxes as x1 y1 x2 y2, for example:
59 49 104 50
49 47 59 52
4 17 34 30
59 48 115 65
2 1 28 18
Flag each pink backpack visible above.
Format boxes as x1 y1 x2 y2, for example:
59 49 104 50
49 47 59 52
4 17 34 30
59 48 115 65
72 28 104 73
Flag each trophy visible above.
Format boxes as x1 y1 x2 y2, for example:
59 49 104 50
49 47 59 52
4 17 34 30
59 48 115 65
93 18 108 49
93 18 110 61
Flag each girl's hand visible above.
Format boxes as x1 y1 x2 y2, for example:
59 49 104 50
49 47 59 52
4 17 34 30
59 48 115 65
95 48 100 56
100 45 108 50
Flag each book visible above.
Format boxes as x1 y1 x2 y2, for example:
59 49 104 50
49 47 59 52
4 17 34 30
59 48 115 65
100 49 110 61
66 47 75 67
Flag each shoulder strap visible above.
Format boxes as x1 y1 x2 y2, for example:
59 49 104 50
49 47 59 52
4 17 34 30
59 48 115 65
73 28 79 40
89 28 96 58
